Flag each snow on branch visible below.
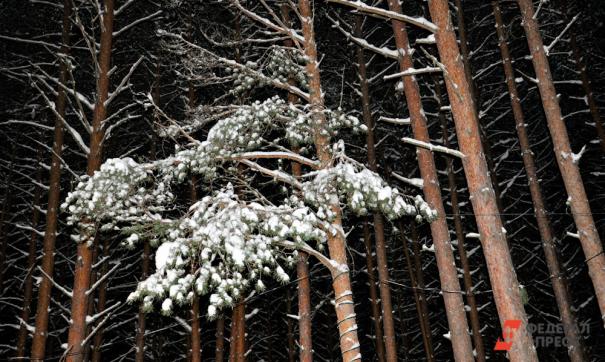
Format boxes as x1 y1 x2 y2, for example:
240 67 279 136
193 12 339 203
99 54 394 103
326 0 438 33
402 137 465 158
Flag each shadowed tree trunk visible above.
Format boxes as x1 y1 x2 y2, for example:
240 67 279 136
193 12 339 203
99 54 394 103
434 75 486 362
492 3 587 360
353 14 398 362
30 0 72 359
215 316 225 361
66 0 115 360
516 0 605 325
229 302 246 362
398 220 434 362
427 0 538 360
15 147 43 358
298 0 361 360
386 1 474 360
361 220 387 362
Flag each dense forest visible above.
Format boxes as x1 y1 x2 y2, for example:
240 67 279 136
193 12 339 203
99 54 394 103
1 0 605 361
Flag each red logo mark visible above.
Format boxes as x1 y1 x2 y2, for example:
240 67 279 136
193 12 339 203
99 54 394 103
494 319 522 351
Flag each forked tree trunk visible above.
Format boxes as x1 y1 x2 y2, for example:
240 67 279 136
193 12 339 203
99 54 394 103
362 220 387 362
386 1 474 360
353 14 398 361
426 1 538 360
298 0 361 360
492 3 587 360
433 75 485 362
398 221 434 362
66 0 115 360
30 0 72 359
15 148 43 358
516 0 605 324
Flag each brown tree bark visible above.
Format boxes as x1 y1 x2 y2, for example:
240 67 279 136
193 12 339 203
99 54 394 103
516 0 605 324
298 0 361 360
434 75 486 362
386 2 474 360
228 302 246 362
353 15 398 362
362 220 387 362
15 148 44 358
66 0 115 360
215 316 226 362
427 1 538 360
30 0 72 359
90 238 110 362
492 2 587 360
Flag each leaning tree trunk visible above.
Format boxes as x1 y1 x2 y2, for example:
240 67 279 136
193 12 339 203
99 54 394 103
15 148 43 358
492 2 587 360
516 0 605 324
427 0 538 360
354 14 398 362
434 75 486 362
386 1 475 360
298 0 361 360
30 0 72 359
66 0 115 360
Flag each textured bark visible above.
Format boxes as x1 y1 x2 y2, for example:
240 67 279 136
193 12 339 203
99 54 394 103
427 1 538 360
298 0 361 360
386 1 474 360
66 0 115 360
516 0 605 324
228 302 246 362
15 149 43 358
399 221 434 362
362 220 387 362
354 15 398 362
434 76 485 362
30 0 72 359
215 317 226 362
492 2 587 359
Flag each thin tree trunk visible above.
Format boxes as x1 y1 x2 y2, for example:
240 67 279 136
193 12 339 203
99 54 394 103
353 14 398 362
427 1 538 360
362 220 387 362
91 238 110 362
229 302 246 362
569 30 605 152
434 75 486 362
386 2 474 360
516 0 605 324
298 0 361 360
66 0 115 360
216 316 225 362
30 0 72 359
492 2 587 360
286 290 296 362
398 221 434 362
15 148 44 358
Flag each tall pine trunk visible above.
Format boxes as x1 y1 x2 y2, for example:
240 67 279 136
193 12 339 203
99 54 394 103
492 2 587 360
298 0 361 360
66 0 115 360
427 0 538 360
516 0 605 324
386 1 474 360
30 0 72 358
